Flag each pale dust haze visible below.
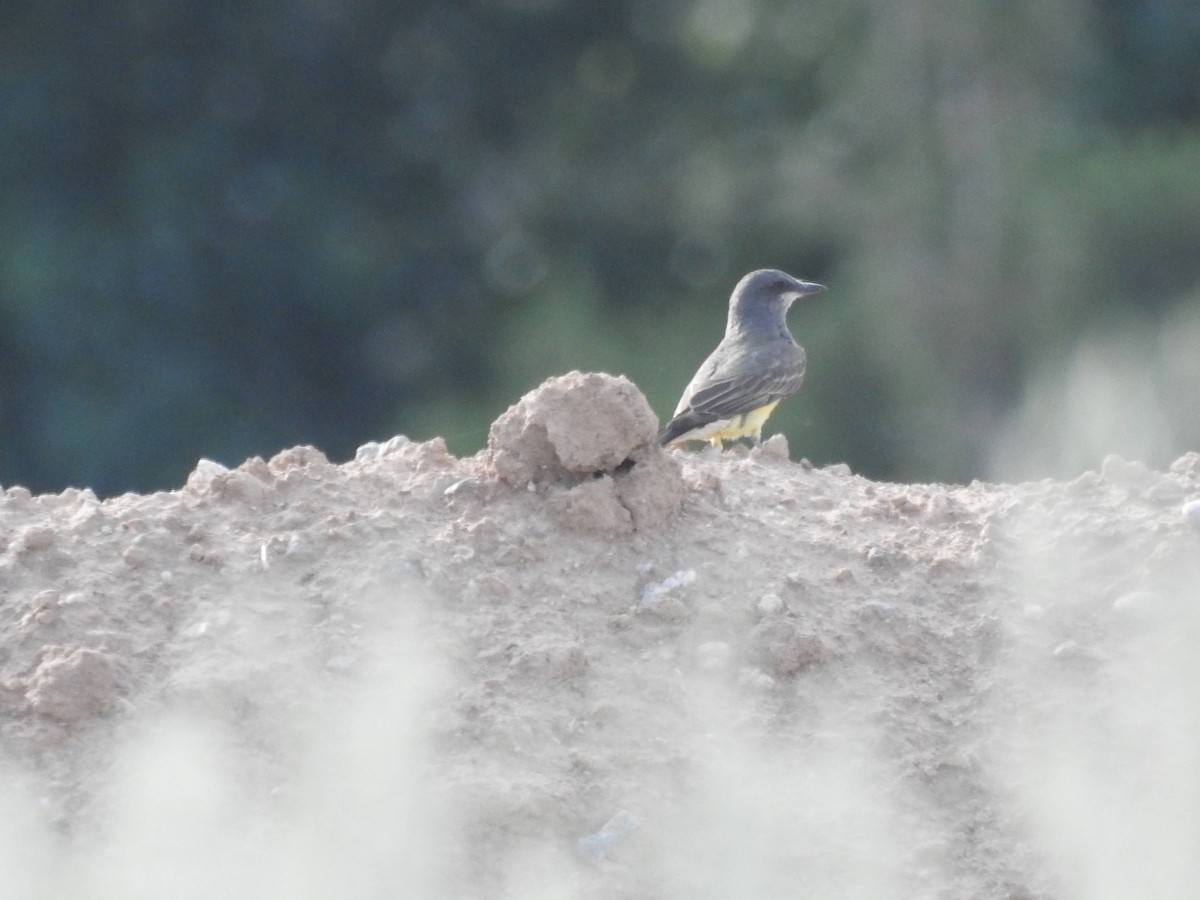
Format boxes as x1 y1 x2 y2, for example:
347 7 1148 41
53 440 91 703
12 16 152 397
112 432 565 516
0 371 1198 898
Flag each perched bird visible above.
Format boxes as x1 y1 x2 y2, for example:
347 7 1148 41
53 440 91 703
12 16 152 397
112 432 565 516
658 269 825 448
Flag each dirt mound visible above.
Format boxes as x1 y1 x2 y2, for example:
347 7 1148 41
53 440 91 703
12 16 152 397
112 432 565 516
487 370 683 533
1 372 1199 898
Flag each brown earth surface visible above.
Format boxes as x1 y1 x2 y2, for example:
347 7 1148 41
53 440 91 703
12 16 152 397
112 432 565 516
2 371 1199 898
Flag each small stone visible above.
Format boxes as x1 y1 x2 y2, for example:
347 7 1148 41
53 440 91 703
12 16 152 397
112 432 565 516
641 569 697 602
355 437 411 462
186 458 229 492
753 620 826 677
20 590 60 628
355 442 383 461
865 545 902 568
381 435 411 457
216 470 269 505
267 445 331 475
26 646 115 723
1182 499 1200 529
444 477 474 496
286 534 314 557
751 434 790 462
757 593 785 615
122 541 150 568
19 526 55 552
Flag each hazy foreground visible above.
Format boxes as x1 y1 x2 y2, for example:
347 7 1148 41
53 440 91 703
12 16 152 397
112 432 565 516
1 373 1198 899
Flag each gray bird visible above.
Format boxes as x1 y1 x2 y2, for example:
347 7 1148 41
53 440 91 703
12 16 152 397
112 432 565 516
658 269 825 448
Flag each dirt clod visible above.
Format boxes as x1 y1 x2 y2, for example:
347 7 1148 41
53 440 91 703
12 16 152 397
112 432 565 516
25 646 115 723
487 370 658 485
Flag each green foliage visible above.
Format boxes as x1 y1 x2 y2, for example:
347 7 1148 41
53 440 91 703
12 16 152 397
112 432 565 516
1 0 1199 493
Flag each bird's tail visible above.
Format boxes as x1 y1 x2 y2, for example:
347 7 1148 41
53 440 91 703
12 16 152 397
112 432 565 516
656 413 705 447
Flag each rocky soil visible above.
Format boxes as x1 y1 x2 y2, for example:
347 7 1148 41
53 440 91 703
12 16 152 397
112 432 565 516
1 370 1199 899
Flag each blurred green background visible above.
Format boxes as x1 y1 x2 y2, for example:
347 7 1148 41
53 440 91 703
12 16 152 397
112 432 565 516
3 0 1200 495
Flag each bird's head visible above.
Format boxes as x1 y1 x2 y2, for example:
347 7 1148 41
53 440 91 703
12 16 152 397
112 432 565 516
728 269 825 331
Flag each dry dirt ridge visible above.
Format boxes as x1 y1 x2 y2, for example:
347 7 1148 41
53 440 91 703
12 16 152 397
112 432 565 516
1 371 1199 899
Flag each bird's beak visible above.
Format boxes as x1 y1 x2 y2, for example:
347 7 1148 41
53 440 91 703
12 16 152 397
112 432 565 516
787 281 826 303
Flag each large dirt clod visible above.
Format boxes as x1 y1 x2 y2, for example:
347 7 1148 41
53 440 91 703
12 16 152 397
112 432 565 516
487 371 658 485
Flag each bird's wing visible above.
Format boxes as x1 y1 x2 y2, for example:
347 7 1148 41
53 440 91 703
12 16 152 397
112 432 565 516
658 345 805 444
681 362 805 422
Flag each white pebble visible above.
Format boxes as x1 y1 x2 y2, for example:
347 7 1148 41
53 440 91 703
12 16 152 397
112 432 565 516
219 470 267 505
19 526 55 551
354 442 382 461
186 458 229 491
641 569 697 602
381 435 411 456
443 478 473 496
1183 498 1200 529
286 534 314 557
355 435 410 461
757 593 784 615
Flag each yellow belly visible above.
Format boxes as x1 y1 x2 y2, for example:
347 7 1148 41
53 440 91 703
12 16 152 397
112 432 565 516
673 401 780 447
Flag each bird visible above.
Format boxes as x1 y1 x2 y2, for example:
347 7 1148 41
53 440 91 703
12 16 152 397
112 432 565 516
657 269 825 448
